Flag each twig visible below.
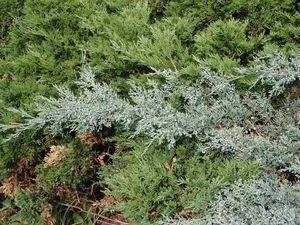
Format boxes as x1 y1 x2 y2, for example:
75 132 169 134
168 52 178 72
75 189 80 204
56 201 131 225
246 119 262 136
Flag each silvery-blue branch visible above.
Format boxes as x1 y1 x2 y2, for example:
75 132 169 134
1 54 299 156
252 53 300 96
162 178 300 225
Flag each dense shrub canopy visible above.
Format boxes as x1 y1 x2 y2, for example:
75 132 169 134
0 0 299 224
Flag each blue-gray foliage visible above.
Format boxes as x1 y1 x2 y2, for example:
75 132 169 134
1 54 299 167
251 53 300 96
163 178 300 225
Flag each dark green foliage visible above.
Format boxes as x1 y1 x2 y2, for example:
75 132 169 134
6 189 48 225
269 12 300 47
0 0 24 40
0 130 51 180
0 77 55 180
104 142 260 224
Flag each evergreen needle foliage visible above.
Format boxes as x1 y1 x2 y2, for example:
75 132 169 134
7 189 48 225
251 53 300 96
164 178 300 225
2 54 299 168
104 144 259 224
0 1 299 224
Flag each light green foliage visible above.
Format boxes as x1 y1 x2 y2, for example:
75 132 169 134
195 19 263 73
165 0 298 35
112 25 190 70
104 142 259 224
81 1 152 75
195 20 256 59
2 0 100 82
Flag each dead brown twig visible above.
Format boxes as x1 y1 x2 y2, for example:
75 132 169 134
56 201 131 225
168 52 178 72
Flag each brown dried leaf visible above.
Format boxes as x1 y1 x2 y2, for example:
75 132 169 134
100 213 132 225
79 129 113 146
43 145 68 168
79 132 103 145
92 196 116 208
163 162 172 171
0 158 36 197
19 157 29 170
287 84 300 98
120 195 129 202
0 207 15 220
96 153 108 166
148 211 158 221
55 185 77 201
171 156 177 171
41 204 56 225
0 176 16 197
176 195 183 202
175 208 194 218
164 156 178 172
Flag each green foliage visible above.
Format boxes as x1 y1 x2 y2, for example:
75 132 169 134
165 0 299 35
104 143 260 224
112 25 190 71
7 189 48 225
0 0 24 40
0 130 51 180
195 19 263 73
81 0 152 76
269 12 300 47
2 0 98 82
